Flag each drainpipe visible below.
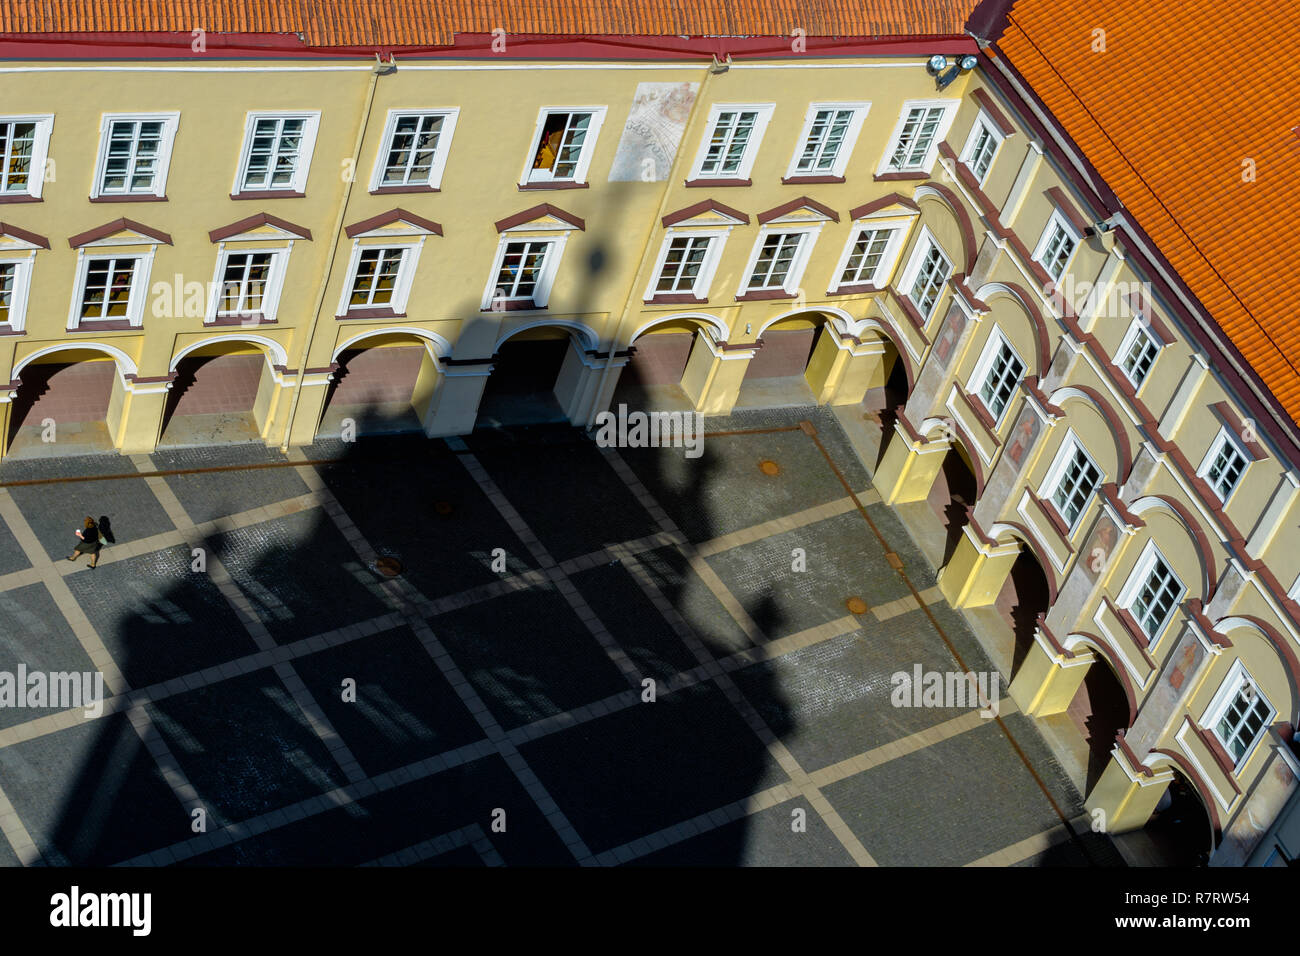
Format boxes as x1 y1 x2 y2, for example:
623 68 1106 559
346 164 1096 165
584 54 724 429
280 53 393 451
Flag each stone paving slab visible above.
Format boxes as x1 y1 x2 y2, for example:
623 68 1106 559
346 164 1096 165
0 711 191 865
289 623 486 778
64 545 259 690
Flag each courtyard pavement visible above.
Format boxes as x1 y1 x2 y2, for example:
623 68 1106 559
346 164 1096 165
0 405 1121 866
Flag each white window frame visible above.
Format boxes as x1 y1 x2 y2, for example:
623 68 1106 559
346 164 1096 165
67 250 155 330
687 103 776 182
958 111 1005 186
481 235 568 311
1202 659 1275 772
1288 573 1300 604
643 230 728 301
827 216 911 292
1197 426 1251 505
0 255 35 331
1039 430 1103 534
968 327 1026 427
1116 540 1186 644
896 226 952 322
784 102 870 180
369 108 459 191
518 106 608 187
737 226 820 296
876 100 958 175
205 244 293 325
90 112 180 199
1116 315 1162 391
232 111 321 195
0 114 54 200
335 240 425 317
1033 209 1081 282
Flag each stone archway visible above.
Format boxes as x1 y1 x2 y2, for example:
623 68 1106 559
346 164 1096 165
7 346 137 459
319 330 447 440
476 323 599 429
160 338 285 448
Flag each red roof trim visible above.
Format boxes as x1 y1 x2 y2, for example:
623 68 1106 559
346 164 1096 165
0 222 49 249
494 203 585 233
662 199 749 228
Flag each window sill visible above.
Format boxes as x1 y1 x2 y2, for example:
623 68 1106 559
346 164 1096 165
825 283 882 298
70 320 135 332
645 293 708 305
335 308 407 320
735 289 795 303
873 171 928 182
1028 489 1074 541
208 314 278 327
685 178 752 188
518 181 589 191
0 194 42 204
230 190 306 201
370 184 440 195
90 194 167 203
781 174 845 185
482 301 544 312
0 324 24 336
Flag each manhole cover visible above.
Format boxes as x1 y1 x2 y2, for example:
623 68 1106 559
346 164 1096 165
846 597 869 615
758 459 781 476
434 501 454 516
374 557 404 577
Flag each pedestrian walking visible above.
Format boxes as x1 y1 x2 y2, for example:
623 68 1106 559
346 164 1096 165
68 516 104 569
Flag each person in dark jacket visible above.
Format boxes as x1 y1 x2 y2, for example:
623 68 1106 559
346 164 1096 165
68 516 102 568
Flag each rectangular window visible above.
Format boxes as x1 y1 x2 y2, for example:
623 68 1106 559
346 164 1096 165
495 241 552 301
1200 429 1249 502
840 228 895 287
1118 320 1159 389
98 119 167 195
654 236 713 294
381 114 444 186
80 257 137 320
1035 212 1079 281
907 240 952 320
348 248 406 309
218 252 274 317
0 262 14 322
1047 438 1101 530
1127 549 1184 640
235 113 320 194
793 108 858 175
960 117 1001 184
702 110 758 177
525 110 605 185
746 233 805 291
975 336 1026 424
0 121 36 194
1209 664 1273 767
885 105 949 172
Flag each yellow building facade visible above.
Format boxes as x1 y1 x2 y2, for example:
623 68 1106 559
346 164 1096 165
2 29 1299 865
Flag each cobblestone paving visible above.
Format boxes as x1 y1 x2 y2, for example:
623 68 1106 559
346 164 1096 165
0 405 1120 866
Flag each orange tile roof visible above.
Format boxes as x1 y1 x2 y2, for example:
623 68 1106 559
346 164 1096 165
996 0 1300 427
0 0 978 46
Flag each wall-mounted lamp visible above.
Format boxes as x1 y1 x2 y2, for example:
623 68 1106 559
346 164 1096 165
929 54 978 90
1086 213 1122 236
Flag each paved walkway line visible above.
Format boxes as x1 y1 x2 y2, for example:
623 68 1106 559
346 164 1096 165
964 813 1093 867
131 456 369 791
288 444 597 867
359 823 503 867
0 779 43 865
0 489 128 694
598 446 876 866
693 490 877 559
